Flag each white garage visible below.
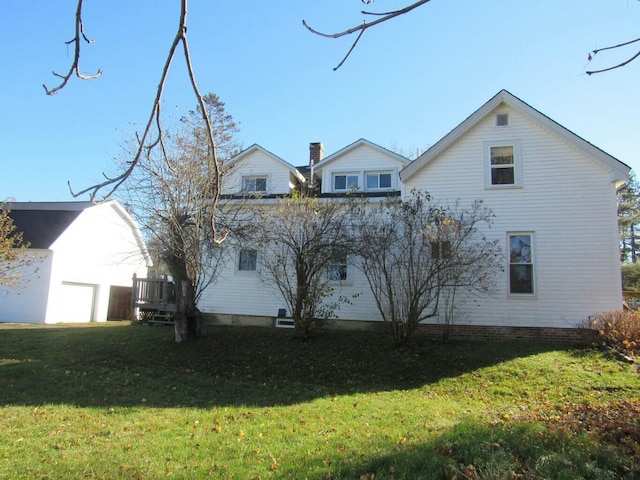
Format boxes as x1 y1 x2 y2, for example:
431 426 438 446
0 201 151 324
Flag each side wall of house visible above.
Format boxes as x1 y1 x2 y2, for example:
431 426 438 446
403 104 622 328
222 150 297 196
198 240 384 322
46 204 148 323
0 250 53 323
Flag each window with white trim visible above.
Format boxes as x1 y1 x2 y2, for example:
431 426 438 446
508 233 534 294
238 248 257 272
333 174 359 192
365 172 392 190
242 176 267 193
484 140 522 188
328 255 348 282
491 146 515 185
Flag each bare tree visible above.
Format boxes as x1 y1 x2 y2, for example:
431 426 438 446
303 0 433 70
118 93 241 342
303 0 640 73
45 0 226 244
254 193 358 340
0 203 32 287
351 191 502 346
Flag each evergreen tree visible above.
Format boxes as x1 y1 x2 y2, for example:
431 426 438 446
618 171 640 263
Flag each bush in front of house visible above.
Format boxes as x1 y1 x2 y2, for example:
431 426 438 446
589 310 640 356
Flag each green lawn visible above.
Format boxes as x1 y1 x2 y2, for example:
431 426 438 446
0 322 638 479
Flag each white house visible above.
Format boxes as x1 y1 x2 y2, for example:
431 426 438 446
0 201 151 323
400 89 628 330
198 90 629 336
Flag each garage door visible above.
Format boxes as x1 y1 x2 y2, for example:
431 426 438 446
60 282 96 323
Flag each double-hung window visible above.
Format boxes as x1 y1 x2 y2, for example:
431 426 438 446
490 146 515 185
365 172 392 190
238 248 257 272
333 174 359 192
508 233 534 294
484 140 522 188
242 176 267 193
328 255 348 282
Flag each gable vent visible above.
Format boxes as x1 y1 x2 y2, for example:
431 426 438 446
496 113 509 126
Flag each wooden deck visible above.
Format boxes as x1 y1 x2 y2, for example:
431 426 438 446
132 274 177 324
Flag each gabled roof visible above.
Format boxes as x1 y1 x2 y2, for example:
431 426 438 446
7 202 92 249
400 89 630 184
313 138 411 170
6 201 152 266
227 144 306 184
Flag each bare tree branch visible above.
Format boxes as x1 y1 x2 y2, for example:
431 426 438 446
43 0 102 95
61 0 224 242
586 36 640 75
303 0 433 70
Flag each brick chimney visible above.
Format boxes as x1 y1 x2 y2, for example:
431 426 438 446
309 142 324 166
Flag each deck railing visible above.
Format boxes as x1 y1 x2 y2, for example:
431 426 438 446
132 274 177 312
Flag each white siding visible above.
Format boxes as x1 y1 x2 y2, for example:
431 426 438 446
198 244 384 322
223 150 297 196
197 242 283 317
403 105 622 328
0 251 52 323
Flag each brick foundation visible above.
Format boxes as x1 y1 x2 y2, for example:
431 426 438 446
203 313 598 345
414 324 597 345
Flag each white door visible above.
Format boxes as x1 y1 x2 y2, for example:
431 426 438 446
60 282 96 323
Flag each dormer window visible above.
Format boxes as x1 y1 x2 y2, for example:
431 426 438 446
365 172 392 190
333 174 359 191
242 176 267 193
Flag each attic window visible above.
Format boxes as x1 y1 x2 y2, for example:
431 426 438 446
242 176 267 193
333 174 359 192
365 172 392 190
483 140 522 189
496 113 509 127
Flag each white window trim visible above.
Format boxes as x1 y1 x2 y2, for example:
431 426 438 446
241 174 269 193
364 170 394 191
327 255 353 286
507 232 536 297
484 140 522 189
236 247 258 274
331 172 361 192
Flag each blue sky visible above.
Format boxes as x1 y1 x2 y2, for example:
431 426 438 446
1 0 638 202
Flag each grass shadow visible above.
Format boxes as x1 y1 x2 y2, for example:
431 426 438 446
0 322 564 408
325 418 638 479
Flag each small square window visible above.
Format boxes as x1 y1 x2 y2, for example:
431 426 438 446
238 249 257 271
496 113 509 126
430 240 452 260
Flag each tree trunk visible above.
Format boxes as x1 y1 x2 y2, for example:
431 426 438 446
173 279 202 343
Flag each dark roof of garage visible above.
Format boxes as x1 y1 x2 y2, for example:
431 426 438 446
6 202 92 249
